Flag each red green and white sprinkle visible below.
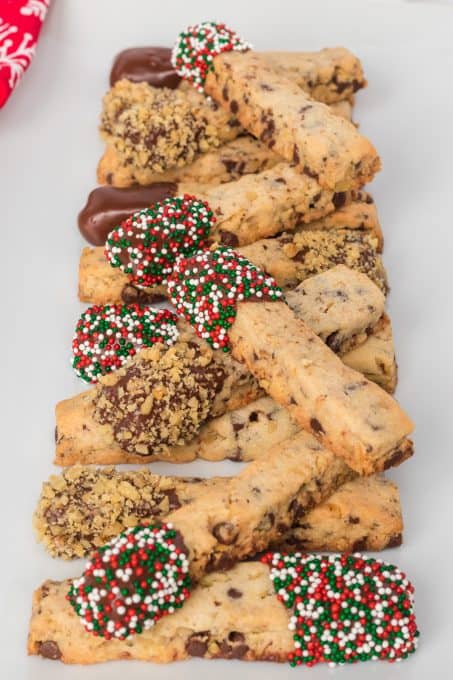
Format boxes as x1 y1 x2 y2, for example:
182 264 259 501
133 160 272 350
72 304 178 383
167 247 283 352
104 195 214 289
67 523 191 640
261 552 419 667
172 21 252 92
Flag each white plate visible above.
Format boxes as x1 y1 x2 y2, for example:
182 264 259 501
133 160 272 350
1 0 452 678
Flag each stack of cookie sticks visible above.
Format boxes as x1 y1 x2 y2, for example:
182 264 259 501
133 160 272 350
29 22 419 668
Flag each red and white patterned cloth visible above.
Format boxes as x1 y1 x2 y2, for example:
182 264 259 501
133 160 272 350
0 0 50 108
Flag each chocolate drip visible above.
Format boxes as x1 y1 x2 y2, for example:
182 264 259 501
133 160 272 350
110 47 181 89
78 183 177 245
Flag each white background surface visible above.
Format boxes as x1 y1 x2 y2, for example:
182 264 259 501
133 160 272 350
1 0 452 677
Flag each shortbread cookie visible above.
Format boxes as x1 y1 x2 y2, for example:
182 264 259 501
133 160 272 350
343 314 397 392
202 50 380 190
100 79 241 174
29 552 417 664
96 136 281 191
86 161 353 247
81 178 380 252
34 467 402 559
110 46 365 104
61 267 387 465
78 207 385 305
168 248 412 475
57 312 397 467
56 320 261 465
97 99 352 189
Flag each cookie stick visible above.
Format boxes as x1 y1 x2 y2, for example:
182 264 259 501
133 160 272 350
97 135 281 190
83 162 354 247
29 553 418 665
101 73 356 182
79 176 378 249
58 266 388 465
173 23 380 190
56 312 398 466
344 314 398 392
97 99 353 189
80 228 386 307
110 46 365 104
168 247 413 475
34 466 403 559
79 205 385 306
35 427 412 643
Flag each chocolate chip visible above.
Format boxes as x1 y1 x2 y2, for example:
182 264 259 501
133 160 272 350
54 426 58 443
303 165 319 180
121 284 166 306
289 499 305 521
230 100 239 114
248 411 259 422
229 631 245 643
218 638 249 659
292 145 300 163
351 537 368 552
186 632 209 657
310 417 325 435
227 587 243 599
38 641 62 660
333 191 347 209
348 515 360 525
293 245 310 263
206 552 236 572
219 230 239 247
222 84 229 101
325 332 341 352
212 522 239 545
222 159 237 173
386 533 403 548
163 488 181 511
233 422 245 433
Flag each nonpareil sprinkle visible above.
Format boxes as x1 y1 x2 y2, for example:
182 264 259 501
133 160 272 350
72 304 178 383
67 523 191 640
261 552 419 667
105 195 214 288
168 247 283 351
172 21 251 92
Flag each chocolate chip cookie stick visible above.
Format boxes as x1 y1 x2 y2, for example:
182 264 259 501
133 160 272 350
78 198 384 304
172 23 380 191
110 45 365 104
83 162 353 247
35 467 402 559
169 249 413 475
58 267 388 465
97 135 281 190
98 99 353 189
344 315 397 392
58 319 400 467
29 552 418 665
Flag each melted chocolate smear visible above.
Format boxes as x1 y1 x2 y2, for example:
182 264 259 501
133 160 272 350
110 47 181 89
78 183 177 245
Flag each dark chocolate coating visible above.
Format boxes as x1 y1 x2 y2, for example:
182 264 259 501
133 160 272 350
78 184 177 245
110 47 181 89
